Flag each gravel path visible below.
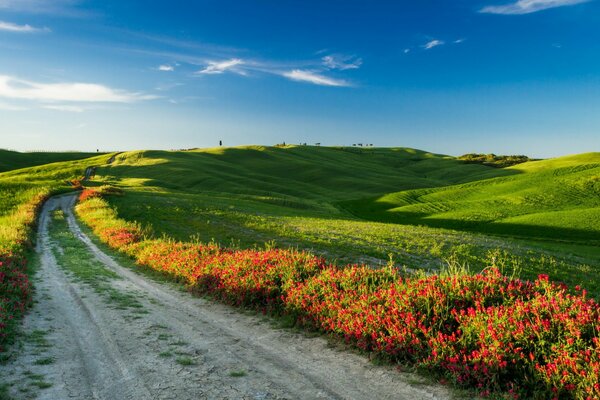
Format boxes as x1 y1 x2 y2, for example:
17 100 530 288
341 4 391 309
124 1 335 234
0 194 451 400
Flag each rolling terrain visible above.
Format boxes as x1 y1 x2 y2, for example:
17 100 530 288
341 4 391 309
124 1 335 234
0 153 113 219
0 149 103 173
342 152 600 244
90 146 599 292
1 145 599 399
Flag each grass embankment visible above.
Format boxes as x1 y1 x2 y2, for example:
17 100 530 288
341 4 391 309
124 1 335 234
91 146 598 293
0 190 47 353
0 153 114 351
77 186 600 399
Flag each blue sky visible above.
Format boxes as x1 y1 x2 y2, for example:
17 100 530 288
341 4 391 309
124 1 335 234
1 0 599 157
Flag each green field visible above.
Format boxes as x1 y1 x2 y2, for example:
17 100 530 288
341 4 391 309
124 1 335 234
342 152 600 243
0 154 113 216
0 149 103 173
84 146 600 295
0 146 597 293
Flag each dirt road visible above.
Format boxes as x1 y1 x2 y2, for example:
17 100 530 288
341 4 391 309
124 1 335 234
0 194 451 400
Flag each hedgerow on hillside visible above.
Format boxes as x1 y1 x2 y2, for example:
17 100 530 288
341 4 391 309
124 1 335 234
76 187 600 399
458 153 533 168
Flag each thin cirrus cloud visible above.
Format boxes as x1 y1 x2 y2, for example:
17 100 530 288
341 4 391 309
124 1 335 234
423 39 445 50
0 75 157 103
0 20 48 33
195 56 355 87
321 55 362 70
197 58 245 75
281 70 350 87
480 0 591 14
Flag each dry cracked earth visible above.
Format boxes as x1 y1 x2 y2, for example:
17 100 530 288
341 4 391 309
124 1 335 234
0 194 451 400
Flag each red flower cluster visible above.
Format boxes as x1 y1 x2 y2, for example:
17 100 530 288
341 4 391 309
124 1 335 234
79 188 101 202
133 240 327 312
0 254 32 350
76 189 600 399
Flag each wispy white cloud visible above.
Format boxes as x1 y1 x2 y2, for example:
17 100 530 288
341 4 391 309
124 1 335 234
197 58 245 75
42 104 85 112
0 75 157 103
158 64 175 72
423 39 445 50
0 20 48 33
404 48 411 54
480 0 590 14
454 38 466 44
322 55 362 70
281 70 350 87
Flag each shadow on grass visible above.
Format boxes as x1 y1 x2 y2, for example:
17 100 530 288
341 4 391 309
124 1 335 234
340 199 600 246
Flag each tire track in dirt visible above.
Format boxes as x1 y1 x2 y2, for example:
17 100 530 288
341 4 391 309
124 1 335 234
1 193 452 400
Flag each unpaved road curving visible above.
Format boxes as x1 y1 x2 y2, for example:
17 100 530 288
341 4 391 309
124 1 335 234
0 194 451 400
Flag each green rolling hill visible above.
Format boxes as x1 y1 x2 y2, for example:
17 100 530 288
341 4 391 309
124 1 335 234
0 145 597 292
0 149 102 173
342 152 600 244
0 153 114 218
83 146 599 293
99 145 512 204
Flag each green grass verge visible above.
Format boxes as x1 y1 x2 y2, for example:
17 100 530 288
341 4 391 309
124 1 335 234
48 210 144 312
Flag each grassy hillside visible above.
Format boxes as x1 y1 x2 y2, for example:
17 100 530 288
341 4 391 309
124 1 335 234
96 146 514 237
0 149 102 173
342 152 600 244
101 145 511 203
90 146 599 294
0 154 113 217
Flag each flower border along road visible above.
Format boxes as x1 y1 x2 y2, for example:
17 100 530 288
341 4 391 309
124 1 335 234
76 186 600 400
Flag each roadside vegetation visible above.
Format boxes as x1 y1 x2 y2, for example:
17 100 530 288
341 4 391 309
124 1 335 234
0 190 47 353
77 186 600 399
48 210 145 313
